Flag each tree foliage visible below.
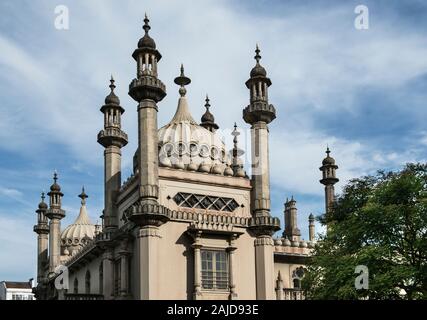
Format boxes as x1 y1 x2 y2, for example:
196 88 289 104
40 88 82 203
303 163 427 299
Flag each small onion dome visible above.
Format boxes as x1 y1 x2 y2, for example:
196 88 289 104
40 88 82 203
200 95 219 131
309 213 315 221
187 158 198 171
299 241 308 248
199 161 211 173
50 172 61 192
138 14 156 49
322 147 336 165
250 45 267 78
224 164 234 176
274 238 282 246
211 163 223 175
38 192 48 210
291 240 300 247
105 77 120 105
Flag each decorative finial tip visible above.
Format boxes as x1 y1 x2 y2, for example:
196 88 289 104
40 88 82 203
326 145 331 155
143 13 151 33
53 170 58 182
254 44 261 63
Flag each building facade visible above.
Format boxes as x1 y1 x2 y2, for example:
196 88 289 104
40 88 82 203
0 281 35 300
32 16 339 300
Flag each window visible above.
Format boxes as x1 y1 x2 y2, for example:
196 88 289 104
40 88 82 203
293 278 301 289
99 262 103 295
73 278 78 294
201 250 229 290
85 270 91 294
114 260 121 296
173 192 239 212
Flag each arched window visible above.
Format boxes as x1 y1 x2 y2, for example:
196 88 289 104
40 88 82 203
73 277 78 294
99 262 103 295
293 278 301 289
85 270 91 294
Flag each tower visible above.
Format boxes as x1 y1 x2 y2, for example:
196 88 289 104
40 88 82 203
128 14 166 207
243 45 279 300
33 192 49 283
283 197 301 241
200 95 219 132
319 147 339 217
308 213 315 242
243 45 276 218
97 77 128 231
45 172 65 275
127 15 168 300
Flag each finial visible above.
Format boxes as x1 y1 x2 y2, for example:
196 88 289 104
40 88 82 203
143 13 151 34
174 64 191 97
53 170 58 183
78 186 88 205
109 76 116 92
326 145 330 156
278 270 283 281
41 191 45 202
205 94 210 110
254 44 261 63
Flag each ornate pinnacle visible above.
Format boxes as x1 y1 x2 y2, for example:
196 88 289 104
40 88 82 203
78 186 88 205
174 64 191 97
109 75 116 92
205 94 210 111
254 44 261 64
143 13 151 34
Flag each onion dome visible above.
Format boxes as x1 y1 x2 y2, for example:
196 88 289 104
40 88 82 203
250 44 267 78
138 14 156 49
158 65 226 170
322 147 336 165
50 171 61 192
104 76 120 105
309 213 315 221
61 187 95 249
200 95 219 132
282 238 291 246
38 192 48 210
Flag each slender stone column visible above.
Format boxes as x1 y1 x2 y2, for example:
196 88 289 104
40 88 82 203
136 226 161 299
227 236 237 300
254 235 275 300
275 271 284 300
192 233 202 300
102 251 114 300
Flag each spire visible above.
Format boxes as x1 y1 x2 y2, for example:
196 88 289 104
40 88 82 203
249 44 267 78
231 123 245 177
326 145 331 157
78 186 88 206
137 13 156 49
174 64 191 97
205 95 210 111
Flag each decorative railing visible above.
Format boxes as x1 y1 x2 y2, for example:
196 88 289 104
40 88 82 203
64 293 104 300
283 288 305 300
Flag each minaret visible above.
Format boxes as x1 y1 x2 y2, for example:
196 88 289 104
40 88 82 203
200 95 219 132
243 45 276 218
283 196 301 241
45 172 65 275
244 45 279 300
129 14 166 206
319 147 339 216
33 192 49 283
308 213 315 242
97 77 128 231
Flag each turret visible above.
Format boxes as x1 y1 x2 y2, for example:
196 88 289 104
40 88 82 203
319 147 339 216
45 172 65 275
97 77 128 231
283 196 301 241
33 192 49 283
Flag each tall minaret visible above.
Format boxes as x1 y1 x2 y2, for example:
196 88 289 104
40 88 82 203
243 45 276 218
45 172 65 275
308 213 315 242
129 14 166 206
244 45 279 300
33 192 49 283
283 197 301 241
98 77 128 231
319 147 339 216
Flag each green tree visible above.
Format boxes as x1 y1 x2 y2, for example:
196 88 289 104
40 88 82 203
302 163 427 299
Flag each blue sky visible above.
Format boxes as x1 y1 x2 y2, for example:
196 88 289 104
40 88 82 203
0 0 426 281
